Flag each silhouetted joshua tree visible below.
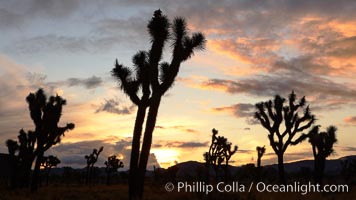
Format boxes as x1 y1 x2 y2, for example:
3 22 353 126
27 89 74 192
254 91 315 183
85 146 103 185
6 130 36 188
40 155 60 186
294 126 337 184
6 89 74 191
111 9 205 200
6 139 19 188
223 142 238 181
256 146 266 169
105 155 124 185
205 128 237 181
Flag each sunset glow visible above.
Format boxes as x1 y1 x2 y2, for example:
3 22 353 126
1 0 356 171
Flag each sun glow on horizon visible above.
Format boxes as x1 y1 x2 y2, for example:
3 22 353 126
151 148 180 168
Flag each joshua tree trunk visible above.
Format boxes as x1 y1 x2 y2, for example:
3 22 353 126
136 96 161 199
314 156 325 185
257 158 261 168
85 165 89 185
31 150 44 192
106 172 111 185
224 161 230 182
277 153 285 184
46 168 50 186
129 105 147 199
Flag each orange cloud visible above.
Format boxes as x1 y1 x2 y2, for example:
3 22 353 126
344 116 356 125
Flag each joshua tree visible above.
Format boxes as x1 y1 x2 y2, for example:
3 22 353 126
256 146 266 169
105 155 124 185
27 89 74 192
112 9 205 200
6 89 74 191
6 130 36 188
294 126 337 184
6 139 19 188
205 128 237 181
85 146 103 185
223 142 238 181
254 91 315 183
40 155 60 186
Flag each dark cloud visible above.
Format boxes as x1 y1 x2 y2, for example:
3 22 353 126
23 74 103 90
213 103 254 118
0 8 24 29
152 141 208 149
175 142 208 148
95 98 135 115
202 72 356 105
6 34 121 55
339 146 356 152
212 103 258 125
238 149 254 154
28 0 80 18
50 139 160 169
67 76 102 89
0 0 80 31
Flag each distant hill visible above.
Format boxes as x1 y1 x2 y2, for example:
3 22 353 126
166 155 356 178
1 154 355 180
266 155 356 175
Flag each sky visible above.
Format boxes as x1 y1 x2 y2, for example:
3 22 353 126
1 0 356 169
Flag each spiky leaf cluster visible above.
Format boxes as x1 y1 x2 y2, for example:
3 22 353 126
112 10 206 106
26 89 75 151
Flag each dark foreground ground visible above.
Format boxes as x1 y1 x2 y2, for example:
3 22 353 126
0 183 354 200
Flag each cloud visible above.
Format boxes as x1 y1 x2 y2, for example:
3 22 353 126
6 34 118 55
66 76 102 89
152 141 208 149
200 73 356 105
50 138 160 169
339 146 356 152
212 103 258 125
23 73 103 90
344 116 356 125
95 98 135 115
154 125 200 134
213 103 254 118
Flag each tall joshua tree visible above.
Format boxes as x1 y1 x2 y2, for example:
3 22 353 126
256 146 266 168
27 89 75 192
254 91 315 183
85 146 103 185
112 10 205 200
294 126 337 184
105 155 124 185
